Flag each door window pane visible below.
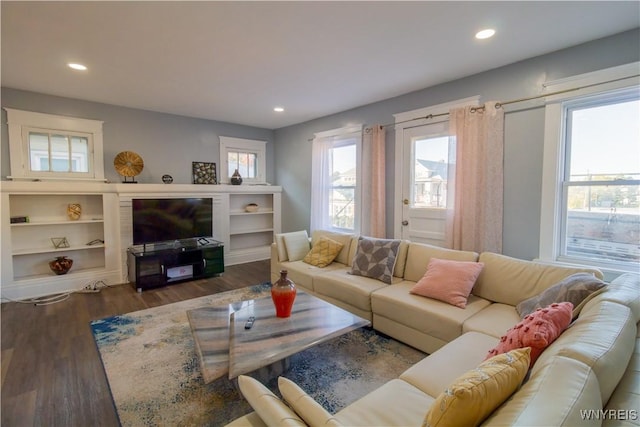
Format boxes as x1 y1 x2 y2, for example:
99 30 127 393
413 136 449 207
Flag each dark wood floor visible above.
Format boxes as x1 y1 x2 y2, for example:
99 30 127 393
1 259 270 427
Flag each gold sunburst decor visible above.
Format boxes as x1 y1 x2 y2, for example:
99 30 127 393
114 151 144 183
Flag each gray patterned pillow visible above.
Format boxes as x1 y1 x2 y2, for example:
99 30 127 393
516 272 607 319
349 237 401 284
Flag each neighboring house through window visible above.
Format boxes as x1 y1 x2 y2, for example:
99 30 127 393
540 63 639 275
4 108 104 181
310 125 362 233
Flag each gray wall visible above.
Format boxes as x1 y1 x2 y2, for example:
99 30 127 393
2 29 638 262
273 29 640 261
1 91 275 184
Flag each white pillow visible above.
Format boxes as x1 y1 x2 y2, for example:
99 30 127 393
275 230 309 262
283 230 311 262
278 377 343 427
237 375 306 426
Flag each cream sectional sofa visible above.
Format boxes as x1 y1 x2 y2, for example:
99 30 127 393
227 230 639 426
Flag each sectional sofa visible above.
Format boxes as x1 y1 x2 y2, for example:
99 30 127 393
226 230 640 426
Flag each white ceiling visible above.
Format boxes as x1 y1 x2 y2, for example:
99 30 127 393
2 1 639 130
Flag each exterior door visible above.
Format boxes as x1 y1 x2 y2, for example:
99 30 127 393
399 121 451 245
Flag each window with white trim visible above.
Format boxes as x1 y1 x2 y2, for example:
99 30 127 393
4 108 105 181
310 125 362 233
219 136 266 184
540 64 639 274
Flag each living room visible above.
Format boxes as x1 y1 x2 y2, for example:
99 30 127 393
1 2 639 426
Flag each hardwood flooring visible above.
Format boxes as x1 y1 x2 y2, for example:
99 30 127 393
1 259 270 427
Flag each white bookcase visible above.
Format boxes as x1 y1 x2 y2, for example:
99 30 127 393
227 191 281 265
0 182 121 300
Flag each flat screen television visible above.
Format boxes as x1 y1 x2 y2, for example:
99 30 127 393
132 198 213 245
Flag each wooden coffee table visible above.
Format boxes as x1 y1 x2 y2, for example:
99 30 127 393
187 290 370 383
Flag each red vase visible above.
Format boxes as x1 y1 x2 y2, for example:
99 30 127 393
271 270 297 318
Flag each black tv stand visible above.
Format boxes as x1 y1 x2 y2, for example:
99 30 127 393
127 239 224 292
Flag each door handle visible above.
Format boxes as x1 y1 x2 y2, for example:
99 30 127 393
402 220 409 226
403 199 409 205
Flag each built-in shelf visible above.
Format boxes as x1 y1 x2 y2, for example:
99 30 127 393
1 181 121 300
11 219 104 226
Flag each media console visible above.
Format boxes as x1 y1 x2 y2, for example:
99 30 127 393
127 239 224 292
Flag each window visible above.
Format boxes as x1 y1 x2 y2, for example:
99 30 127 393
4 108 104 181
310 125 362 233
413 134 450 208
219 136 266 184
27 129 90 173
540 63 639 274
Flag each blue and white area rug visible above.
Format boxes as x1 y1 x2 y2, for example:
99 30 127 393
91 283 425 426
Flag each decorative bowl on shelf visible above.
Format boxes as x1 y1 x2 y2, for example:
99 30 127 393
245 203 259 213
49 256 73 275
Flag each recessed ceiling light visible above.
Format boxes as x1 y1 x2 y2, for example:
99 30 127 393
273 107 284 112
67 63 88 71
475 29 495 40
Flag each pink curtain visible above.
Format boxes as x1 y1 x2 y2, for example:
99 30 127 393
361 125 386 238
446 103 504 253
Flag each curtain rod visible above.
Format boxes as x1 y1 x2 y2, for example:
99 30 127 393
382 73 639 129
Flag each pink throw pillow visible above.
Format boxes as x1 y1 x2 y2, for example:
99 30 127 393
485 301 573 367
410 258 484 308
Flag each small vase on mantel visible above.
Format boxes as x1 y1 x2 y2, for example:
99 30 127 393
271 270 297 318
230 169 243 185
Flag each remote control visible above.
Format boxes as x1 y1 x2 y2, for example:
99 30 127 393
244 316 255 330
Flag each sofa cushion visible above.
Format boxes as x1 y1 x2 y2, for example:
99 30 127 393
462 303 521 339
403 243 479 282
473 252 603 306
314 269 389 313
410 258 484 308
237 375 306 426
485 302 573 367
303 236 344 268
400 331 499 398
350 237 401 284
516 272 607 319
535 300 637 404
593 273 640 322
393 240 411 278
424 347 531 427
372 282 492 344
334 379 434 426
278 377 343 427
483 356 602 427
279 260 344 292
311 230 355 266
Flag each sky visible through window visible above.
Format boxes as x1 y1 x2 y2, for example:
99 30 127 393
570 99 639 177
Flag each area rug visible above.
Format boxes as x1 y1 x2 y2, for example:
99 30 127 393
91 283 426 426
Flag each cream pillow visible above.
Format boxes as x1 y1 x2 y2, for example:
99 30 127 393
303 236 344 267
237 375 306 426
282 230 311 262
278 377 343 427
423 347 531 427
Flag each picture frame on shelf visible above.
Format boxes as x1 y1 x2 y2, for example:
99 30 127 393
192 161 217 184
